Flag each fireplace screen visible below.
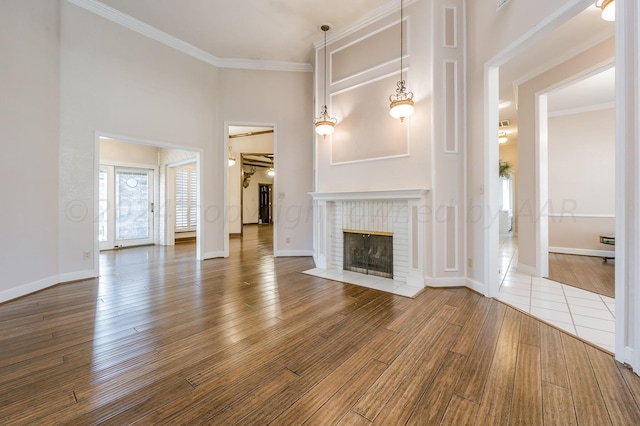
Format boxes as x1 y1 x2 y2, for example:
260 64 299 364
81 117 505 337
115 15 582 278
343 231 393 279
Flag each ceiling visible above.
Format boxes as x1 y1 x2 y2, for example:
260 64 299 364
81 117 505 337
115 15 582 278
90 0 614 147
499 4 615 145
99 0 393 64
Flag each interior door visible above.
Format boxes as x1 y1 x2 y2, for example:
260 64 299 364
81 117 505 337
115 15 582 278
99 166 154 250
259 184 272 224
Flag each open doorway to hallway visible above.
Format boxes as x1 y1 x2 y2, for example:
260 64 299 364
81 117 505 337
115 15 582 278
226 125 275 250
490 3 616 352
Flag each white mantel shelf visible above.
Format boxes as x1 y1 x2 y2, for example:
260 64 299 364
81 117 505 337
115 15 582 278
309 188 429 201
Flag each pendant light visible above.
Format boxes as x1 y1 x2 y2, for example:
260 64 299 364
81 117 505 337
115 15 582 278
595 0 615 21
389 0 414 122
315 25 337 137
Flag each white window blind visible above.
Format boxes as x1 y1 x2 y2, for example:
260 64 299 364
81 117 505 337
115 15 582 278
175 165 197 231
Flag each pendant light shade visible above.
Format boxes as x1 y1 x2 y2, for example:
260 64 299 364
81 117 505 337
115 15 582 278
315 25 337 137
595 0 615 21
389 0 414 122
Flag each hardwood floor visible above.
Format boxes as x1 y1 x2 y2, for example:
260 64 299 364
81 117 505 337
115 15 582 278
1 224 639 424
548 253 615 298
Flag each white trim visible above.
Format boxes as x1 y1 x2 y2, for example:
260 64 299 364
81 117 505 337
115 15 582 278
548 101 615 118
426 276 467 287
329 17 407 86
512 28 614 88
312 0 420 48
274 250 314 257
309 189 429 201
536 94 549 278
516 263 538 276
65 0 312 73
442 6 458 49
58 269 96 283
0 270 97 304
443 59 459 153
224 121 277 257
202 251 226 260
548 213 616 218
96 133 204 261
0 275 60 304
444 204 459 272
466 278 487 295
549 247 614 257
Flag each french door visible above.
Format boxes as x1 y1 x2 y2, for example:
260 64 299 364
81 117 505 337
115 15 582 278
99 166 154 250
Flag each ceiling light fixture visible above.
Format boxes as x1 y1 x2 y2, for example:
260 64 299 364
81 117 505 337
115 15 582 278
228 145 236 166
595 0 615 21
315 25 337 138
267 168 275 177
498 132 508 144
389 0 414 122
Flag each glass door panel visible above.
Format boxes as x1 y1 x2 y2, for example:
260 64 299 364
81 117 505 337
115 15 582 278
99 166 154 250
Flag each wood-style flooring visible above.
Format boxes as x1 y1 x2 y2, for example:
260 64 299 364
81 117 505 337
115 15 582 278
548 253 615 298
1 224 639 424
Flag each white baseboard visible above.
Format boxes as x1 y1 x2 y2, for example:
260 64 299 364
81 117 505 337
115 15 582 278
59 269 96 283
466 278 487 295
517 263 538 276
0 275 59 304
0 268 97 304
202 251 226 260
549 246 614 258
426 276 468 287
274 250 313 257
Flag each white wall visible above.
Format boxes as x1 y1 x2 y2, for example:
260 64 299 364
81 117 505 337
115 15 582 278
548 108 615 253
0 0 61 301
219 69 313 256
314 0 467 285
465 0 594 290
59 0 221 278
100 139 159 166
516 38 614 271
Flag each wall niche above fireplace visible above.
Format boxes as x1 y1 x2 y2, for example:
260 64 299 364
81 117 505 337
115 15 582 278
343 230 393 279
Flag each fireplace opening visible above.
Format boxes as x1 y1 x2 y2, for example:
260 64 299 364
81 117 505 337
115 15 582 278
343 230 393 279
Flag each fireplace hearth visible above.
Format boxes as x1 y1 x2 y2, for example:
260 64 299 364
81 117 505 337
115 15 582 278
343 230 393 279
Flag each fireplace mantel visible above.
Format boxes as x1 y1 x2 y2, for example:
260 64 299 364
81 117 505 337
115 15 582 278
310 188 428 293
310 188 429 201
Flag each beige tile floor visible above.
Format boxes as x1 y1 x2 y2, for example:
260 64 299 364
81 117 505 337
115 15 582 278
498 235 615 353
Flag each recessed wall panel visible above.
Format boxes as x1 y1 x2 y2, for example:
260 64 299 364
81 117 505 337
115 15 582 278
445 204 458 271
444 60 458 153
443 7 457 48
331 75 409 164
332 21 405 84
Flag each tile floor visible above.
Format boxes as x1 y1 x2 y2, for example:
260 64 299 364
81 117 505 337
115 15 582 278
498 235 615 353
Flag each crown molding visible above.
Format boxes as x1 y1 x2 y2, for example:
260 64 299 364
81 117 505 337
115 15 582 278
548 101 615 117
513 28 614 87
313 0 420 49
218 58 313 73
65 0 312 72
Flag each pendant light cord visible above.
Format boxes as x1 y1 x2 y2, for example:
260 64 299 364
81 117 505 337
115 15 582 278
324 27 328 110
399 0 403 84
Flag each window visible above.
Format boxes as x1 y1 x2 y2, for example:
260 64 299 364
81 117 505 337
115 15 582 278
175 165 197 231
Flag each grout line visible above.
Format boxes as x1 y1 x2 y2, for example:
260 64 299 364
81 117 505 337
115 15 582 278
599 294 616 319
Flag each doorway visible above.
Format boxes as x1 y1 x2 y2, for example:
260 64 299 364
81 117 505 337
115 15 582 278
226 124 275 248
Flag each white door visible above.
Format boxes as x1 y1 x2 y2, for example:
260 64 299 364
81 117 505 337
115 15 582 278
99 166 154 250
